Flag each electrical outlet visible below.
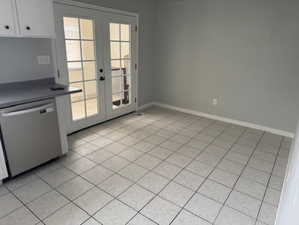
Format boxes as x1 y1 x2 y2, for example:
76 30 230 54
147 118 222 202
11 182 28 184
37 55 50 65
212 98 218 106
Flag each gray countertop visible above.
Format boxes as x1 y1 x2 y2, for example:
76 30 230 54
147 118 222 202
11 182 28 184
0 78 81 109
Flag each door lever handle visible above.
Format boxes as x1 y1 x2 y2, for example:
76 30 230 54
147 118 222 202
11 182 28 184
99 76 105 81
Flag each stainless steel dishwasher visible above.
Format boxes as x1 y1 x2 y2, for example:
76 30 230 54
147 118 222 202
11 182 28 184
0 99 62 177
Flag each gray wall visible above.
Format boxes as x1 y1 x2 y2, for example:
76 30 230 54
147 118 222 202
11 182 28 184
153 0 299 132
0 38 54 83
74 0 156 106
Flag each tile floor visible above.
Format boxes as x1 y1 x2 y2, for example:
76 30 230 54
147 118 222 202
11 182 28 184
0 106 292 225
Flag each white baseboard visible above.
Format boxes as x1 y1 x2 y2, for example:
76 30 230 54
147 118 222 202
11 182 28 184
137 103 154 111
151 102 294 138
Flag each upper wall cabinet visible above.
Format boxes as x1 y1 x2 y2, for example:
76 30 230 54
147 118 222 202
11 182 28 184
0 0 18 36
0 0 55 38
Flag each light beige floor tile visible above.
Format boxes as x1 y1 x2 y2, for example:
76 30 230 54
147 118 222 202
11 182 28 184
258 202 277 225
42 167 76 187
215 206 255 225
172 210 211 225
44 203 89 225
0 206 39 225
85 150 114 164
119 185 155 210
81 218 102 225
81 165 114 185
209 169 238 188
185 193 222 223
141 196 181 225
226 191 261 218
57 176 93 200
94 200 136 225
149 147 173 160
235 178 267 200
74 187 113 214
174 170 205 191
159 182 193 207
101 156 130 172
14 179 52 203
153 162 181 179
264 188 281 206
138 172 169 194
0 193 22 218
166 153 192 168
199 179 231 203
135 154 162 170
186 161 214 177
99 174 133 197
119 149 144 162
217 159 244 176
119 163 148 182
27 190 69 219
127 214 157 225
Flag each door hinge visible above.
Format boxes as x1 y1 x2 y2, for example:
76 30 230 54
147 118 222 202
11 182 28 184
135 64 137 70
135 97 137 103
57 69 60 79
135 25 138 32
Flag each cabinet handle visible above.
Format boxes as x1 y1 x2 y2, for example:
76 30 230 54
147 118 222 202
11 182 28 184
4 25 10 30
26 26 31 30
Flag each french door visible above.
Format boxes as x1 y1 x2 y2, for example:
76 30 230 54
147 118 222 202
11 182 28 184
54 3 138 133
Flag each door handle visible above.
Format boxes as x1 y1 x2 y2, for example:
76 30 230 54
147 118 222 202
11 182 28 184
99 76 105 81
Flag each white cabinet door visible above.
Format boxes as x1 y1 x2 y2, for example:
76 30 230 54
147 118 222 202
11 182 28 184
16 0 55 37
0 0 18 37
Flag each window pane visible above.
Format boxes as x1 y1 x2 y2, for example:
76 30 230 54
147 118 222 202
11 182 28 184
72 101 85 120
86 98 98 116
123 75 131 91
83 61 96 80
82 41 95 60
68 62 82 82
110 42 120 59
70 83 84 102
113 93 124 102
121 60 131 75
80 19 94 40
85 81 97 99
63 17 79 39
121 42 130 59
110 23 120 41
123 91 130 105
111 60 121 76
65 40 81 61
121 24 130 41
112 77 122 94
112 93 124 110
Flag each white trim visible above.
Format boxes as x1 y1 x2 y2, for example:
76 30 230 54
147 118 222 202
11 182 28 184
152 102 294 138
138 102 154 111
54 0 138 17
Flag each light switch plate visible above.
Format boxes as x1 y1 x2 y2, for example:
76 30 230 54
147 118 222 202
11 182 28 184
37 55 51 65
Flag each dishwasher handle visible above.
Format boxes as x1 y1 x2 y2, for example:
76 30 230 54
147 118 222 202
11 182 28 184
1 103 55 117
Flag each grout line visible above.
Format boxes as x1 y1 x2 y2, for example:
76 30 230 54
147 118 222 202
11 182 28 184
168 125 249 225
0 109 287 225
211 131 266 225
4 186 46 225
124 119 221 224
253 136 284 225
33 112 206 224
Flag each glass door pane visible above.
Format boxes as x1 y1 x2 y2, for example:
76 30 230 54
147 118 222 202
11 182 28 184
63 17 99 121
109 23 132 110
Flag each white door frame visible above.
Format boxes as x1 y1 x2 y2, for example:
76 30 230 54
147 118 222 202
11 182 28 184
52 0 139 134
